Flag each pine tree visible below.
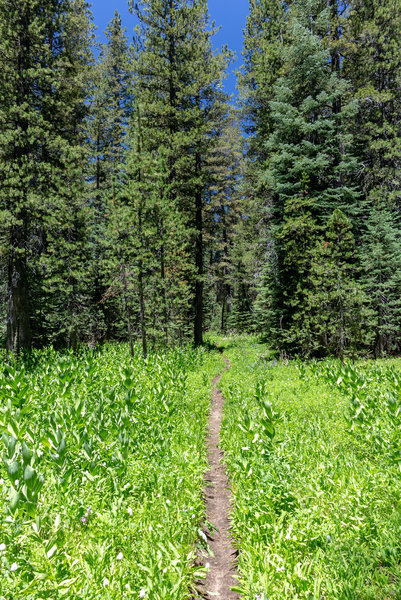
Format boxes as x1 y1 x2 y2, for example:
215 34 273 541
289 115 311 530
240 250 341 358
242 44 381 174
0 0 51 352
103 106 163 355
238 0 294 324
227 189 262 334
37 0 95 348
340 0 401 356
344 0 401 208
259 0 360 355
0 0 95 352
130 0 231 346
89 11 131 228
360 207 401 356
240 0 292 144
307 209 368 359
204 112 242 332
88 11 132 342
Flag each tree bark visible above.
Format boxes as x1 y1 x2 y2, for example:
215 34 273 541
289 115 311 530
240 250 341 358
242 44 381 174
122 264 134 357
136 109 148 358
221 296 226 332
138 203 148 358
6 9 31 356
7 240 31 357
159 217 169 346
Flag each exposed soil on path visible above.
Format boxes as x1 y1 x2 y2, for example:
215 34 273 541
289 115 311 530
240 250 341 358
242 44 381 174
193 360 240 600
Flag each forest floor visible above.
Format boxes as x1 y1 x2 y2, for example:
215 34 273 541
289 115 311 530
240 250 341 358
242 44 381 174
195 358 240 600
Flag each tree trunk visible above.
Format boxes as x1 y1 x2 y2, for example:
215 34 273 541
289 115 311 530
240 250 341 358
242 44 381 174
7 242 31 356
136 110 148 358
159 218 169 346
138 206 147 358
138 262 147 357
194 149 203 347
122 264 134 357
6 10 31 356
221 296 226 332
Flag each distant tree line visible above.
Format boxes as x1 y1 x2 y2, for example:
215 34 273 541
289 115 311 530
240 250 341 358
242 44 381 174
1 0 401 358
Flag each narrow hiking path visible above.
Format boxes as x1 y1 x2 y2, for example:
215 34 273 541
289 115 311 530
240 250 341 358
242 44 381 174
195 360 240 600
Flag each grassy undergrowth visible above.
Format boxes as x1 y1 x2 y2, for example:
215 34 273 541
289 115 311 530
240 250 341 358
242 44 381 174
0 344 224 600
217 336 401 600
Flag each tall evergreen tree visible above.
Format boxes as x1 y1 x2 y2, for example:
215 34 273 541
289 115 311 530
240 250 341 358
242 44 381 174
130 0 231 346
259 0 360 355
238 0 294 319
204 112 242 332
0 0 52 352
37 0 95 348
343 0 401 356
0 0 94 352
360 207 401 356
103 105 163 355
306 209 368 358
88 11 132 342
240 0 292 144
345 0 401 208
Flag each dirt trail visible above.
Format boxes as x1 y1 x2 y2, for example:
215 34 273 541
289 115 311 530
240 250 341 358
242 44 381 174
194 361 240 600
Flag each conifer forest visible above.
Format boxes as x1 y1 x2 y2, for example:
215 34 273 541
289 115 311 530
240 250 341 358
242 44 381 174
1 1 401 599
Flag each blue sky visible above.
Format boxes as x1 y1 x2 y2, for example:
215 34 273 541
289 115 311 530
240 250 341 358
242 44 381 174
90 0 249 98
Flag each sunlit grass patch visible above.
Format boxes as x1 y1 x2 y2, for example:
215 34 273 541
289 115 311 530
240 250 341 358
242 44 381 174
0 343 224 600
219 337 401 600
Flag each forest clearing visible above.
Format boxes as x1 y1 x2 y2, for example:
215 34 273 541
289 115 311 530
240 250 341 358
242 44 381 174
1 337 401 599
1 0 401 597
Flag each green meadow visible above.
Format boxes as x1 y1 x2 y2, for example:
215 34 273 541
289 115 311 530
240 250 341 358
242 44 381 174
1 338 401 599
